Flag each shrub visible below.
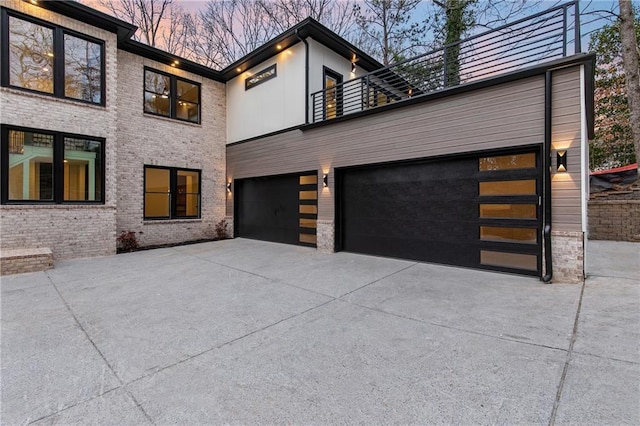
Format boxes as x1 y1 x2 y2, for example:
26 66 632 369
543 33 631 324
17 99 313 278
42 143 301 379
214 219 227 240
117 230 142 252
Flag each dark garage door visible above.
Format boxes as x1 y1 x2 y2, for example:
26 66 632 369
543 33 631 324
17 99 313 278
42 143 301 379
235 172 318 246
337 150 542 275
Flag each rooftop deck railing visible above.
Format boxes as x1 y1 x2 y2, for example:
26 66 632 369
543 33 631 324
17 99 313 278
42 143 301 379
311 1 581 123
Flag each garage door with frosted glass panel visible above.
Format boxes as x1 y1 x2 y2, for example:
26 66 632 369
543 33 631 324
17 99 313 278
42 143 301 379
337 149 541 276
235 172 318 247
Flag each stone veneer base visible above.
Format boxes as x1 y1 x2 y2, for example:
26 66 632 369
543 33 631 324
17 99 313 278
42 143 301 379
316 220 335 253
549 231 585 284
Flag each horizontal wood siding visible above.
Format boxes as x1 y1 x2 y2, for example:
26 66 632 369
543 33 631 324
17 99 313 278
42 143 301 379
551 66 583 231
228 65 585 233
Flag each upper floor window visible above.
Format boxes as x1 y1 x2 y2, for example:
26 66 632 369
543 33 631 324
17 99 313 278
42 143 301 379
144 68 200 124
1 10 104 105
1 125 105 204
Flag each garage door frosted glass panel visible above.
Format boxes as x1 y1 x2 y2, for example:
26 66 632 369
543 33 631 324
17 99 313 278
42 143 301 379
299 205 318 214
480 250 537 271
145 168 170 217
299 175 317 185
299 190 317 200
479 153 536 171
479 204 537 219
479 180 536 195
300 218 317 228
299 234 317 244
480 227 537 243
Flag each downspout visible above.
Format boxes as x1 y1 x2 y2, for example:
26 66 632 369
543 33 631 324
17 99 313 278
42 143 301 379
542 71 553 283
295 29 310 124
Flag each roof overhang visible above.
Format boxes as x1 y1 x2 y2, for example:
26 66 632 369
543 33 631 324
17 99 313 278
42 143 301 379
221 17 383 81
120 41 224 82
31 0 137 43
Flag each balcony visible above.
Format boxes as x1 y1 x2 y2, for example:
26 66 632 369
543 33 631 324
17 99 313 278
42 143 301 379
311 1 581 123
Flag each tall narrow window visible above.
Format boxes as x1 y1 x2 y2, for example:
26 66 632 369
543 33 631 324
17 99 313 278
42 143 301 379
176 169 199 217
144 167 171 218
144 166 201 219
323 67 343 120
143 68 201 123
64 34 102 103
176 80 199 122
2 10 104 104
6 130 54 201
144 70 171 117
1 126 105 204
64 137 103 201
7 15 54 93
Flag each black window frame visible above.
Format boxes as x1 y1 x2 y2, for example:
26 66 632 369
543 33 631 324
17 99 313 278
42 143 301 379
143 67 201 124
1 124 106 205
0 8 106 106
245 63 277 90
143 165 202 220
323 66 343 120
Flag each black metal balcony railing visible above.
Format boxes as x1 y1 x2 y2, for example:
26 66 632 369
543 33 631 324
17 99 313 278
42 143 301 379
311 1 581 123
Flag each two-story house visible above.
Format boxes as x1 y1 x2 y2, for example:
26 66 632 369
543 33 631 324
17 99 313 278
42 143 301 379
1 0 594 283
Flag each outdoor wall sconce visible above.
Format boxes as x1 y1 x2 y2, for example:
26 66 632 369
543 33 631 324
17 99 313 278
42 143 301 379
557 151 567 172
351 62 356 73
323 174 328 187
227 181 232 193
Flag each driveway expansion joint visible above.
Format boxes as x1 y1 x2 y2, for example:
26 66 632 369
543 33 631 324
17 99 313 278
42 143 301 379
45 272 156 425
337 262 420 298
25 386 123 425
347 300 571 353
188 252 338 299
548 278 586 426
125 298 338 387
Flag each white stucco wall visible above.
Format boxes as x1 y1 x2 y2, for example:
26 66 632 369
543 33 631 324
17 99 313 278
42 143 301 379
226 43 306 143
308 38 357 95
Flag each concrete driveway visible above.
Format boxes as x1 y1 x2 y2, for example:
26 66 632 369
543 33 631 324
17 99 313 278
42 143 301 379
1 239 638 425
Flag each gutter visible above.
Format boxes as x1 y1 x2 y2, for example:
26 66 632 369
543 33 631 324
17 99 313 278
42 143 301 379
542 71 553 283
295 29 310 124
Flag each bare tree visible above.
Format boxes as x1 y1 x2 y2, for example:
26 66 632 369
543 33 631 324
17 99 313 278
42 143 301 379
353 0 426 66
184 0 358 68
160 4 189 57
618 0 640 168
259 0 357 36
185 0 279 68
99 0 174 47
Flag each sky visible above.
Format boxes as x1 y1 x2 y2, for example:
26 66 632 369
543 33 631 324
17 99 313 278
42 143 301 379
84 0 623 55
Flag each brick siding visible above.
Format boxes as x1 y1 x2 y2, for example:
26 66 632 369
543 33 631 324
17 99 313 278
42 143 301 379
0 0 228 260
0 0 119 261
115 51 227 248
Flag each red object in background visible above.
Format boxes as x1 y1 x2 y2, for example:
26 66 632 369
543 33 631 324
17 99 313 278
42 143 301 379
591 163 638 175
